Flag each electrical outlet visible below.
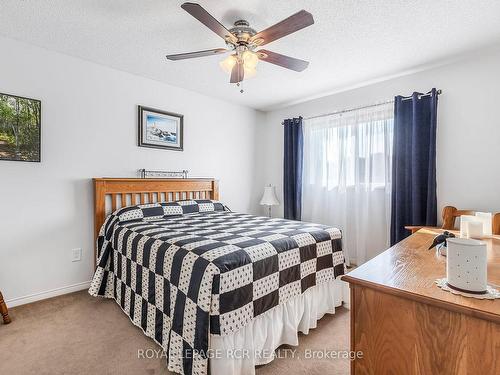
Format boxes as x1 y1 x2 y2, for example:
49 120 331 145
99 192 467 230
72 248 82 262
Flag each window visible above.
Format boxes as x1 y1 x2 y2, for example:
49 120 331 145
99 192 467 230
304 104 394 190
302 102 394 264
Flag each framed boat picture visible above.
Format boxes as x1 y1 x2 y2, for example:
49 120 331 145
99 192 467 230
138 105 183 151
0 92 41 162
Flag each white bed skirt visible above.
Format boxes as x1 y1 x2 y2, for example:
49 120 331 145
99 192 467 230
209 278 347 375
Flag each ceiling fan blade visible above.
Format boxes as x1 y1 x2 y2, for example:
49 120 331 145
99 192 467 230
257 50 309 72
166 48 228 61
181 2 238 44
250 10 314 46
230 61 244 83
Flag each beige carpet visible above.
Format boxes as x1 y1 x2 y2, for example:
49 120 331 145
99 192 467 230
0 291 350 375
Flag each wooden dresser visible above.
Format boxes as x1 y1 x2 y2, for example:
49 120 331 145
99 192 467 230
342 228 500 374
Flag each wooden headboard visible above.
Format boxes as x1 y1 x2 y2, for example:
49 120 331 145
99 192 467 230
93 178 219 261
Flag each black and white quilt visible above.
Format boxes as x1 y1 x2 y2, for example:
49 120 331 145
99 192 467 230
89 200 344 375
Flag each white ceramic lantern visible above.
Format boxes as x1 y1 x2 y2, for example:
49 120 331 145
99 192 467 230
446 238 488 293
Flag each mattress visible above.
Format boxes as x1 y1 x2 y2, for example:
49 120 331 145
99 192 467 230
89 200 345 375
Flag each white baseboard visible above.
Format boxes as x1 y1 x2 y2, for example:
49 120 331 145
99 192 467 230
6 281 92 308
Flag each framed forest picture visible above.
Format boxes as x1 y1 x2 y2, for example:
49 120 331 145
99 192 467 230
0 92 41 162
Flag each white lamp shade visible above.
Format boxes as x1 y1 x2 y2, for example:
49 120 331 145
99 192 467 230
260 186 279 206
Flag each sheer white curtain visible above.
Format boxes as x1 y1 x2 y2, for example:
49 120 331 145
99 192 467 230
302 103 394 265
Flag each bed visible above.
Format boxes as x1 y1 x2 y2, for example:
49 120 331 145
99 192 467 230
89 178 346 375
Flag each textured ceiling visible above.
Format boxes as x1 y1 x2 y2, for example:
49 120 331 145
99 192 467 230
1 0 500 110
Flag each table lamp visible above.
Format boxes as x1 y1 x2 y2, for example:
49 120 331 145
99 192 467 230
260 185 279 218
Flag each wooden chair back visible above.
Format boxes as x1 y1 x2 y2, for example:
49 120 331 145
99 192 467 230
442 206 500 235
441 206 475 230
494 213 500 235
406 206 500 235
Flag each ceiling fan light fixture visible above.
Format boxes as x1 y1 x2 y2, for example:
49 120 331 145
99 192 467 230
242 50 259 69
244 66 257 79
219 54 237 74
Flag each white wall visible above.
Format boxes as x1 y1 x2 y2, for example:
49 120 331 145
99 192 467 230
258 47 500 221
0 36 264 306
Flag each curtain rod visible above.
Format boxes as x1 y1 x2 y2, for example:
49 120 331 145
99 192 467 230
300 89 442 121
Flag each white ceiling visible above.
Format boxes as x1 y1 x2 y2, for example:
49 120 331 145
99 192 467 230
2 0 500 111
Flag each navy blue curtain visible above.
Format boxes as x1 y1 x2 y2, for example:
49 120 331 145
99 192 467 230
390 89 438 245
283 117 303 220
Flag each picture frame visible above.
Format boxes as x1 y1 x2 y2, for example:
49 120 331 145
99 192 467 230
138 105 183 151
0 92 41 162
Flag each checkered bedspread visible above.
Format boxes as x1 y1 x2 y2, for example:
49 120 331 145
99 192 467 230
89 200 344 375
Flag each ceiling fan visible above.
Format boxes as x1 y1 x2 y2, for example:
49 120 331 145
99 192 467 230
166 2 314 85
